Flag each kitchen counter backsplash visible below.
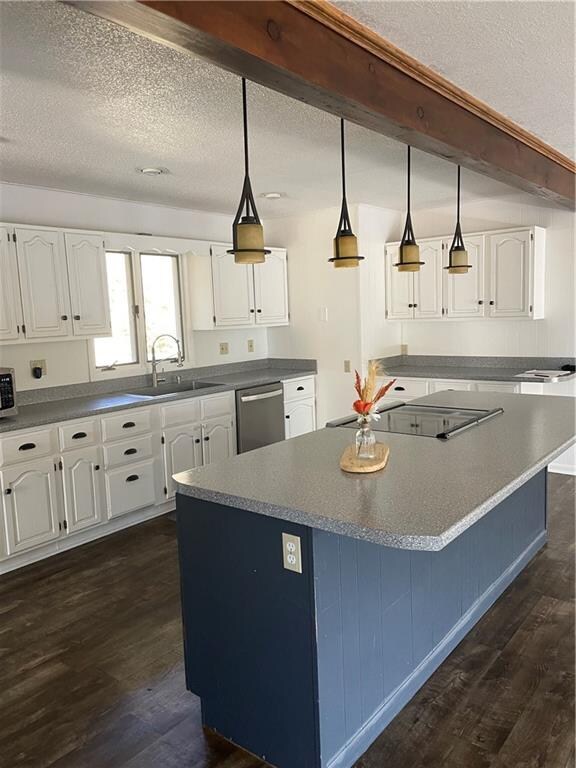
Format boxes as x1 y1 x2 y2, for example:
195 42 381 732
17 358 317 406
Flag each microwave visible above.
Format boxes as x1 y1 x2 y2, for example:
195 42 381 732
0 368 17 418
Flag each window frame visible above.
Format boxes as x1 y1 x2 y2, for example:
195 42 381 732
88 234 191 382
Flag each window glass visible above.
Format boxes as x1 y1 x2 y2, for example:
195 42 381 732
140 253 183 361
94 252 138 368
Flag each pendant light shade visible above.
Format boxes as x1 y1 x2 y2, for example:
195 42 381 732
329 119 363 269
445 165 472 274
394 145 424 272
227 78 270 265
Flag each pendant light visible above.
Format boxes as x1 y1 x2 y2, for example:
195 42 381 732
227 78 270 265
329 118 363 269
445 165 472 274
394 145 424 272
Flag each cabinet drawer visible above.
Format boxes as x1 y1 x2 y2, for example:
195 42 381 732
429 380 472 393
201 392 235 420
386 378 429 400
161 398 201 428
283 377 315 402
104 434 154 469
105 459 156 518
474 382 520 394
0 428 54 467
58 420 99 451
101 409 152 442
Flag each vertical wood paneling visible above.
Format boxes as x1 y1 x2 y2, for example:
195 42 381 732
339 537 363 739
357 540 384 719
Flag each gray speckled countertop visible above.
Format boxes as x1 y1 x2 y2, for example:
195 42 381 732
0 366 316 434
378 355 576 383
174 390 576 552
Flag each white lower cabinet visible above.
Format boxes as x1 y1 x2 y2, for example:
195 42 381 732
61 446 105 534
284 398 316 439
105 459 157 519
1 457 61 554
163 424 203 499
202 416 235 465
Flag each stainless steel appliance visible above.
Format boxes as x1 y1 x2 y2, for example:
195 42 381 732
329 402 503 440
236 382 285 453
0 367 17 419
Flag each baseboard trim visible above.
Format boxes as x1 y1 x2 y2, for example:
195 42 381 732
0 501 174 575
326 530 547 768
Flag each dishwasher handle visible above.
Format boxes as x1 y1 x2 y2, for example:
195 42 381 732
240 389 283 403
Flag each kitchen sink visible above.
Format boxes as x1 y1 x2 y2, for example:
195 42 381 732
127 381 220 398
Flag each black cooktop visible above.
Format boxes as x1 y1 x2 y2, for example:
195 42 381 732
335 403 504 440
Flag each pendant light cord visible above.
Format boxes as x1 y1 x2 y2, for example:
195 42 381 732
340 118 347 201
407 145 411 214
456 164 461 224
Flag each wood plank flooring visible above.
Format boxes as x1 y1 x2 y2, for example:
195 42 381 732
0 473 573 768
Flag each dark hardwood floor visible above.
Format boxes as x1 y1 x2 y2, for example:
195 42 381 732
1 473 574 768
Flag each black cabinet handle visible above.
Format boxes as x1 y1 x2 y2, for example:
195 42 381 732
489 300 495 305
195 438 201 444
478 300 484 305
257 309 262 313
124 447 137 455
74 314 81 321
126 474 139 482
250 308 255 313
297 386 304 391
72 431 87 440
285 414 290 419
18 442 36 451
408 303 413 308
204 436 210 441
94 465 100 471
394 386 406 391
61 314 68 321
122 421 136 429
413 303 418 308
5 488 12 495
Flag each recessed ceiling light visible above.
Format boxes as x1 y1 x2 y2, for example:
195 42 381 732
260 192 283 200
137 166 170 176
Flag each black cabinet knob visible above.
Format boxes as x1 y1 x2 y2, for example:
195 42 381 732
204 436 210 441
478 300 484 305
285 414 290 419
250 309 255 313
61 315 68 321
94 465 100 471
413 303 418 308
257 309 262 313
74 314 81 321
195 438 201 444
408 304 413 308
5 488 12 495
489 300 495 305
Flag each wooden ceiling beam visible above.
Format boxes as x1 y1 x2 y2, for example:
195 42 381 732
70 0 575 208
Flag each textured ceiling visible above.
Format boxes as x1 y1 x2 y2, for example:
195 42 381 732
0 2 559 217
337 0 575 161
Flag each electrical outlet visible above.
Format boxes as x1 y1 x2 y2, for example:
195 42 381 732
400 344 408 355
344 359 351 373
282 533 302 574
30 359 47 378
219 342 229 355
247 339 255 353
319 306 329 322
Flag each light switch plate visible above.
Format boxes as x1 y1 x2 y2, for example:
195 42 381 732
219 342 229 355
282 532 302 574
344 359 351 373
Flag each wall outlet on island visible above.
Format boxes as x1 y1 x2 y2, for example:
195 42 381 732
282 533 302 574
219 342 229 355
247 339 255 353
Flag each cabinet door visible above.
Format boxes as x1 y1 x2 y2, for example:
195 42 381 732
61 446 104 534
163 424 203 499
253 248 289 325
385 246 414 320
202 417 235 465
211 244 255 326
1 458 60 554
15 228 72 338
487 230 531 317
444 235 486 318
285 398 316 439
64 233 111 337
413 240 443 319
0 227 23 342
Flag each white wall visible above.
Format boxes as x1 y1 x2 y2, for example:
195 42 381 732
0 183 269 389
395 197 575 357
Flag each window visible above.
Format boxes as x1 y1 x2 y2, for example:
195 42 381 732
140 253 184 362
94 252 138 368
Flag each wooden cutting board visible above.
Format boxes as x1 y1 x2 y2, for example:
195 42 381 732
340 443 390 474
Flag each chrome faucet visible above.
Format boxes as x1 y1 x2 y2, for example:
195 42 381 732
151 334 183 387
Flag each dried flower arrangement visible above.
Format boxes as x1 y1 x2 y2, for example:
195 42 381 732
353 361 397 422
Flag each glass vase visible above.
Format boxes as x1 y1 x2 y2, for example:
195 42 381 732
356 417 376 459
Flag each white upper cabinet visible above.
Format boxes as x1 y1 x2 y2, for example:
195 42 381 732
15 228 72 338
444 234 485 318
385 245 414 320
210 244 289 328
413 239 443 319
487 230 532 318
64 233 111 336
0 227 23 342
386 227 545 322
253 248 289 325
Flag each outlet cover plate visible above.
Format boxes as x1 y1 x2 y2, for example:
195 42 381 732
282 532 302 574
219 342 229 355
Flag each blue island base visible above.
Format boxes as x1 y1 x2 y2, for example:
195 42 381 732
176 470 547 768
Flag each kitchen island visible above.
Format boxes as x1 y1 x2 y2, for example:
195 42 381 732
174 391 575 768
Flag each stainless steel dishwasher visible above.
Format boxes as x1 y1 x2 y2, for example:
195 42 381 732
235 382 285 453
